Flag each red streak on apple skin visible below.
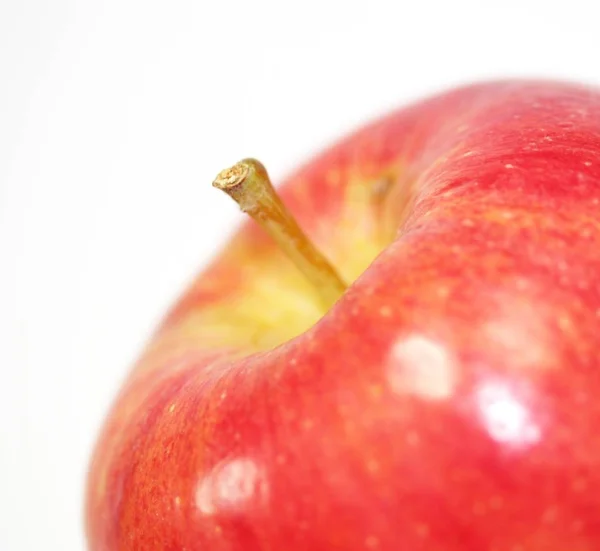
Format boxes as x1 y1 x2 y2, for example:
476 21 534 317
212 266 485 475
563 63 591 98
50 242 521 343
87 81 600 550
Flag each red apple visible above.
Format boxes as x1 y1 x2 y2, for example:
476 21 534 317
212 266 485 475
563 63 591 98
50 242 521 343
86 81 600 550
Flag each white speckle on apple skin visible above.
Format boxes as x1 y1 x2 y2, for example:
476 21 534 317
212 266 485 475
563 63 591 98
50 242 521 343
474 379 541 448
481 293 552 371
387 335 456 401
505 163 515 169
195 457 265 516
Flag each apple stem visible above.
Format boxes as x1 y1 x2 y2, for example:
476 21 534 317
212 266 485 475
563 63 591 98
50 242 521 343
213 158 347 309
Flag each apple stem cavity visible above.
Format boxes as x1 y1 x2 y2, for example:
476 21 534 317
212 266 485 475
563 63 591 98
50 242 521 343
213 158 347 309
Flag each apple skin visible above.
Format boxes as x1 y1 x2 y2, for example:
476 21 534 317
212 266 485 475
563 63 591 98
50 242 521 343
86 81 600 550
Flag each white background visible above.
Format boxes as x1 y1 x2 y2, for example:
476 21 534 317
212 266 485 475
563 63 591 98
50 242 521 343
1 1 599 549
